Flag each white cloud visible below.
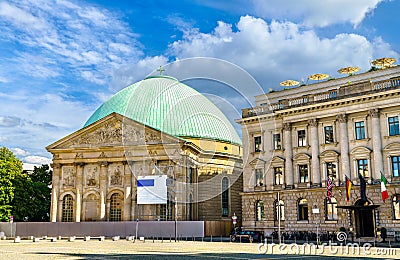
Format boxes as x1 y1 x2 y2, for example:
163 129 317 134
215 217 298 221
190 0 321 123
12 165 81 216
0 0 143 85
23 155 52 165
169 15 399 89
0 91 92 158
0 1 48 30
0 76 10 83
251 0 383 27
109 55 169 92
11 147 30 156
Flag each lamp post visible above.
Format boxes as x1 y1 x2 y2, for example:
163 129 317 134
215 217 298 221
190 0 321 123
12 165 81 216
232 212 237 230
278 192 281 244
312 205 320 247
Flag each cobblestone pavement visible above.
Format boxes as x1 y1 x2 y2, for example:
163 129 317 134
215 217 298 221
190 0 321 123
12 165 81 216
0 239 399 259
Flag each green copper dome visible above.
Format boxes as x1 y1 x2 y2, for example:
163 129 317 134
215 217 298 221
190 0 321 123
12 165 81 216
84 76 241 145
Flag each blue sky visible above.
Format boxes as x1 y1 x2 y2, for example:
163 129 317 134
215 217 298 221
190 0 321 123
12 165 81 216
0 0 399 165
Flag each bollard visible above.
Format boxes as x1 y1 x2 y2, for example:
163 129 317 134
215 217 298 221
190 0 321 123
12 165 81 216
58 236 62 240
14 236 21 243
68 236 75 242
170 235 171 242
153 236 154 243
99 236 105 241
50 237 57 242
33 237 41 242
84 236 91 241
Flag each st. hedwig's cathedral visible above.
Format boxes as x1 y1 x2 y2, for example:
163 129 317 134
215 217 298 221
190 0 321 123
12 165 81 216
46 75 243 223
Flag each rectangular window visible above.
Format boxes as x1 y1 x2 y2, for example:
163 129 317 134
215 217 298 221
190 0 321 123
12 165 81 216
274 167 283 185
255 169 264 186
355 121 365 140
392 156 400 177
254 136 262 152
326 162 336 179
256 201 265 221
299 164 309 183
326 198 338 220
273 133 282 150
298 130 306 147
357 159 369 178
389 116 400 136
324 126 334 143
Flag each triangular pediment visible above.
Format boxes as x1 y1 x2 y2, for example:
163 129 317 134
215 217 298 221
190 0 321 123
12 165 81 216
46 113 181 150
248 158 266 168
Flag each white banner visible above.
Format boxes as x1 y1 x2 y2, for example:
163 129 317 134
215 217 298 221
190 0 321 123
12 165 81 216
137 175 168 204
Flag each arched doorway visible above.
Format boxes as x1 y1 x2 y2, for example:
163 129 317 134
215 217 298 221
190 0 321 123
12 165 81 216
354 199 374 237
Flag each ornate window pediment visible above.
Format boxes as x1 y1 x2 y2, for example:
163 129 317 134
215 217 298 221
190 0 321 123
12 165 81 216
248 158 266 168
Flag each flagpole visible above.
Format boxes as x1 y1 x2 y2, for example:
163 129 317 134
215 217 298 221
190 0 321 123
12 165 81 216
278 191 281 244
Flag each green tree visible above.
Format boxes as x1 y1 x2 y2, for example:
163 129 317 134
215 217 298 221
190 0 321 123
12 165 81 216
12 164 52 221
0 147 22 221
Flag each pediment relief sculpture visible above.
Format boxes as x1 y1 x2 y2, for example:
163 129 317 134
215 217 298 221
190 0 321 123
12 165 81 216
85 165 99 187
62 166 75 187
109 164 123 186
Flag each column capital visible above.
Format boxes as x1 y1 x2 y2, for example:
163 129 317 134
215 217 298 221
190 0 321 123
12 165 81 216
98 161 109 167
283 122 292 131
369 108 380 118
74 162 85 167
308 118 318 127
51 163 62 169
336 114 347 123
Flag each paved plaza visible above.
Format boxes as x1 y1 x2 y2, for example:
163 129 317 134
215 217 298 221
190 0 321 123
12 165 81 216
0 238 399 259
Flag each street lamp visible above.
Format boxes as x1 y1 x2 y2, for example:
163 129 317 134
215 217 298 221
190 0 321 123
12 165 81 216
312 205 320 247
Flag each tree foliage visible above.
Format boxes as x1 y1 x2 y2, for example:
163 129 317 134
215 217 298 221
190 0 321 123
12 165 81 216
0 147 23 221
12 164 52 222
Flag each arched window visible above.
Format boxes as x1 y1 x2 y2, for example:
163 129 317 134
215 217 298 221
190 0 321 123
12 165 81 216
221 177 229 217
298 198 308 221
393 195 400 220
325 197 338 220
274 200 285 221
109 193 123 221
256 200 265 221
62 194 74 222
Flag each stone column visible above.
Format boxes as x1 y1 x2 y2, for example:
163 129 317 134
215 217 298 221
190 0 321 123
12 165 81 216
309 119 321 186
337 114 350 182
265 162 274 189
369 109 383 181
98 161 108 221
74 162 85 222
283 122 294 188
123 161 132 221
50 163 61 222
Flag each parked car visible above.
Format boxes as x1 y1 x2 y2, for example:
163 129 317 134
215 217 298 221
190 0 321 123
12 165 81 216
230 230 264 242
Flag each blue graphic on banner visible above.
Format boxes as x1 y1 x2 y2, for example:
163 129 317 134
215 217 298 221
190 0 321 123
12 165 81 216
138 179 155 187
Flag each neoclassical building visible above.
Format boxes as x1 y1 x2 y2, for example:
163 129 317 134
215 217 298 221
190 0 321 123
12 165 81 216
237 66 400 238
47 75 242 223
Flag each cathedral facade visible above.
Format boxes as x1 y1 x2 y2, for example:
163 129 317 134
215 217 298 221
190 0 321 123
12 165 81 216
238 66 400 239
47 75 242 224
